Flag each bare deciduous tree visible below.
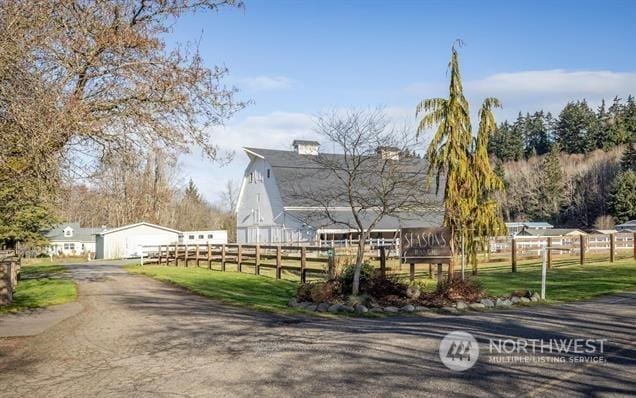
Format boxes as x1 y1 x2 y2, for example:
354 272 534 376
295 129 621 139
290 110 440 295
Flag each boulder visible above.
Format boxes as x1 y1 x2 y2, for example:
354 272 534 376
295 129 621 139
369 307 384 313
299 301 313 309
455 301 468 310
530 292 541 302
287 298 299 308
520 297 530 303
400 304 416 312
305 304 318 311
340 305 355 313
384 306 399 313
327 304 342 313
468 303 486 311
316 302 330 312
511 296 521 304
480 298 495 308
355 305 369 313
441 306 458 314
496 298 512 307
414 306 430 312
405 285 421 300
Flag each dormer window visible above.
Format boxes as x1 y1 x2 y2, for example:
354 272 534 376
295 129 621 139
63 227 73 237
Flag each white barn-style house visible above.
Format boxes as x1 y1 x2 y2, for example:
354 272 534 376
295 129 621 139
235 140 444 245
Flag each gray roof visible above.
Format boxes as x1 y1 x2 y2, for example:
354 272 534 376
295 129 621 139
44 223 105 242
292 140 320 146
244 147 444 208
616 220 636 228
286 209 444 231
506 221 553 228
518 228 586 237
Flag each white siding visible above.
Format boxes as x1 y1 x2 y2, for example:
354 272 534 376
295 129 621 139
179 230 228 245
96 224 179 259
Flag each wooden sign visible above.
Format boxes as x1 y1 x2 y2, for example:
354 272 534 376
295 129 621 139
401 227 452 264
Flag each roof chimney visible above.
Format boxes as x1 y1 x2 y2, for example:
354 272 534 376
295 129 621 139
376 146 400 160
292 140 320 155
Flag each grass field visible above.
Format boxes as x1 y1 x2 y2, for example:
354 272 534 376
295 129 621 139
125 265 299 314
0 263 77 314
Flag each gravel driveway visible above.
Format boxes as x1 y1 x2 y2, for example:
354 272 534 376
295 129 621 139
0 262 634 397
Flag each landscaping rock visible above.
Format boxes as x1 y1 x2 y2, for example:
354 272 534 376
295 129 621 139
287 298 299 308
455 301 468 310
511 296 521 304
520 297 531 304
340 305 355 313
327 304 342 313
316 302 330 312
355 305 369 313
468 303 486 311
441 306 458 314
306 304 318 311
384 306 399 313
496 298 512 307
480 298 495 308
414 306 430 312
400 304 416 312
369 307 384 313
299 301 313 309
405 285 421 300
530 292 541 302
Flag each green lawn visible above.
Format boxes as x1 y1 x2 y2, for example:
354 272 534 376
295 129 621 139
0 263 77 314
125 265 299 314
475 257 636 302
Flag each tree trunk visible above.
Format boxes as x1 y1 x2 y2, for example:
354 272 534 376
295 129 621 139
351 231 367 296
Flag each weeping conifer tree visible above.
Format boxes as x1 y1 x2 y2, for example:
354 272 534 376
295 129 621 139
416 43 506 277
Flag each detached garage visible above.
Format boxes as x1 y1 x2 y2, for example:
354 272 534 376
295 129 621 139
95 222 180 260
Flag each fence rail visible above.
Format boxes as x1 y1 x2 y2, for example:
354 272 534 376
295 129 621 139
141 243 335 283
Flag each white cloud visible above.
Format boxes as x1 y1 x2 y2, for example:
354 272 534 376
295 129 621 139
240 75 296 91
468 70 636 96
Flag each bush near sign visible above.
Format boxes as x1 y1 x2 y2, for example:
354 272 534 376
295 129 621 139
401 227 452 264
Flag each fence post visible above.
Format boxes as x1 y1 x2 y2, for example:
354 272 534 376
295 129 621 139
221 244 226 271
580 235 586 265
547 237 552 269
428 263 432 279
275 245 282 279
158 245 163 265
300 247 307 284
610 233 615 263
633 232 636 260
207 243 212 269
255 245 260 275
327 253 335 280
409 263 415 282
184 244 189 267
436 263 443 285
174 243 178 266
237 244 242 272
195 244 200 267
511 237 517 272
379 246 386 278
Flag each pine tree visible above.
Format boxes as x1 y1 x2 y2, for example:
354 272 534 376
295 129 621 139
537 143 565 221
417 44 505 277
621 142 636 171
556 100 595 154
608 170 636 223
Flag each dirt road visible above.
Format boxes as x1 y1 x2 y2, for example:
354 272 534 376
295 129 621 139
0 263 634 397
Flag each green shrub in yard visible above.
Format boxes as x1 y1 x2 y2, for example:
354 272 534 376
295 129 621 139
339 262 375 294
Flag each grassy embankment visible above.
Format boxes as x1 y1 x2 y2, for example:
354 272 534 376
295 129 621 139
0 263 78 314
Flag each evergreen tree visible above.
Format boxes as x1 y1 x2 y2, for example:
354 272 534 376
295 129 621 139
621 142 636 171
556 100 595 154
417 44 505 277
608 170 636 223
537 144 565 221
523 111 551 156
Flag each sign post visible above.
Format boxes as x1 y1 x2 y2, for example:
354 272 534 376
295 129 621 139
401 227 452 284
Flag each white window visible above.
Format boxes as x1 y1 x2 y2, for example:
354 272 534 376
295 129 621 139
64 227 73 237
64 243 75 250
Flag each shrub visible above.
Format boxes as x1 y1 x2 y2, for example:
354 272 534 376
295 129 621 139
310 280 341 303
339 262 375 293
296 282 315 302
434 277 484 302
363 274 409 301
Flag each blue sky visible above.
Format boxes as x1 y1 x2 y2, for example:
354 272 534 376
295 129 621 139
168 0 636 202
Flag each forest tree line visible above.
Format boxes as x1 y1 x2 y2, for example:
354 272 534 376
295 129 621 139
490 96 636 227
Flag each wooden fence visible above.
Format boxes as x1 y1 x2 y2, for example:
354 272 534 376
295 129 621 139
142 243 335 283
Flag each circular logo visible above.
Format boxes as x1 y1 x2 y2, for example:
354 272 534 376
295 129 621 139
439 331 479 371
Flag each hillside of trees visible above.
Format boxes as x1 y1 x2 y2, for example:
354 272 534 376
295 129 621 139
490 96 636 227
